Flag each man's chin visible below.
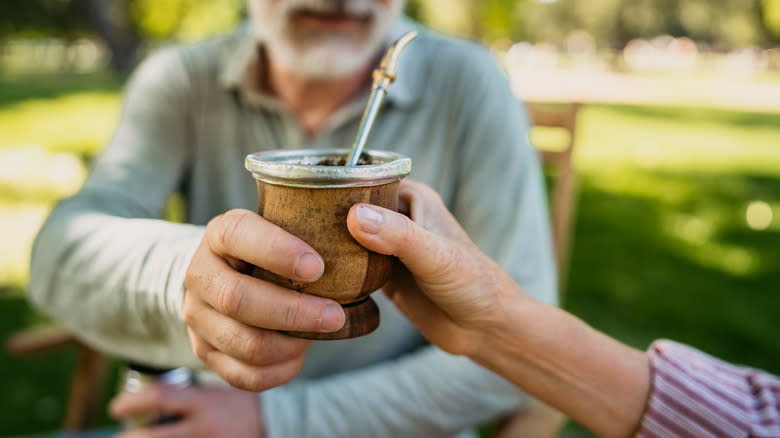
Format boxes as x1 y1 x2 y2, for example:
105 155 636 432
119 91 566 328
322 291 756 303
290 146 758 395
293 11 372 33
290 53 374 79
270 41 379 79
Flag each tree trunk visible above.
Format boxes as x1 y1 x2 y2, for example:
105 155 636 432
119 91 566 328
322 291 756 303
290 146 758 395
84 0 140 73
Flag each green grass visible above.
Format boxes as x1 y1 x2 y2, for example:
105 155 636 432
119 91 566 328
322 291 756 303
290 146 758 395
547 104 780 437
0 75 121 158
1 72 779 436
0 73 124 108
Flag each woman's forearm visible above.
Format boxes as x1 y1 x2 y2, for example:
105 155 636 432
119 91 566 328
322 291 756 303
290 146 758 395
474 293 652 438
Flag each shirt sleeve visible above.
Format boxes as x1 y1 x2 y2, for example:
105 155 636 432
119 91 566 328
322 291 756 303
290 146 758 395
260 41 558 438
637 340 780 438
28 47 205 369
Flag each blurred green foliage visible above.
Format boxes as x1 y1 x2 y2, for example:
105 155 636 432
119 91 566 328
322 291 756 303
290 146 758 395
130 0 244 42
0 0 243 41
1 2 779 436
764 0 780 38
0 0 245 72
3 1 780 75
0 0 89 40
0 73 778 436
414 0 780 47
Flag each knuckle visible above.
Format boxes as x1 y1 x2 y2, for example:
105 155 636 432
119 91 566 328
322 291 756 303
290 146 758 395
192 342 208 361
182 308 194 326
218 326 268 365
419 182 436 198
399 216 416 247
205 214 224 242
427 242 460 280
283 295 308 330
183 256 205 293
214 324 241 347
244 334 268 365
218 209 252 250
183 270 196 292
272 357 305 388
244 370 268 392
184 254 215 300
182 297 197 325
289 354 306 375
215 275 245 318
190 337 211 362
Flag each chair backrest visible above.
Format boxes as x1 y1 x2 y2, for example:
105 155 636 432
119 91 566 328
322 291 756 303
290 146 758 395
527 103 580 303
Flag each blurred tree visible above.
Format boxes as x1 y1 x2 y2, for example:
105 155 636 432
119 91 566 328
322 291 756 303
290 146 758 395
518 0 775 48
131 0 244 43
474 0 527 41
0 0 243 73
83 0 141 73
413 0 529 41
759 0 780 42
0 0 92 72
3 0 778 74
0 0 90 42
87 0 244 72
410 0 779 48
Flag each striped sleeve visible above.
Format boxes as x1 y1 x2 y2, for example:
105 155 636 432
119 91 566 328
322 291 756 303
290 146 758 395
636 340 780 438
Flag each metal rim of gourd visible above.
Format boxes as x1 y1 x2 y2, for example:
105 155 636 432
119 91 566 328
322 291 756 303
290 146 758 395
245 148 412 189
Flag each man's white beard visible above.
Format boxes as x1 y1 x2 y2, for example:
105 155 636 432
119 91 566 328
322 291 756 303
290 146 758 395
248 0 405 79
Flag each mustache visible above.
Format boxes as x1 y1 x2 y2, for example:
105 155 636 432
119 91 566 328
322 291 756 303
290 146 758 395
282 0 382 17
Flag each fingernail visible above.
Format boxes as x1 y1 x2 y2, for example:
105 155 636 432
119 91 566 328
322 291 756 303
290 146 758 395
320 304 345 332
357 205 383 234
294 253 324 281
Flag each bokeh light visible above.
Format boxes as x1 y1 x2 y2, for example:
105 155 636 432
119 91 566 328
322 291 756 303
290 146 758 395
746 200 773 230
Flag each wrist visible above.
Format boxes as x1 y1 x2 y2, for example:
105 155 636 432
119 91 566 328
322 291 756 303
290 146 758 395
470 283 541 364
470 296 652 438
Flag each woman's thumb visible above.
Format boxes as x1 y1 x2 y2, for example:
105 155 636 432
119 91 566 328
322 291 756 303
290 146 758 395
347 204 453 278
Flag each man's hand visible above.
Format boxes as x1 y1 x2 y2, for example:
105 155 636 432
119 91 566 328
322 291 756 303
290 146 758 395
110 384 263 438
184 209 345 390
346 180 529 358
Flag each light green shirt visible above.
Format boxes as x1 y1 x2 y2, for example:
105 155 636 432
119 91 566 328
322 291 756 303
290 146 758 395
30 20 557 438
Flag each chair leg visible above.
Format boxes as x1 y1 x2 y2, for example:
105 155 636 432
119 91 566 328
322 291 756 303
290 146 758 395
552 168 577 302
64 343 109 431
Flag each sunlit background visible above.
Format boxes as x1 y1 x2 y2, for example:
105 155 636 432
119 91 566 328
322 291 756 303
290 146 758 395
1 1 779 436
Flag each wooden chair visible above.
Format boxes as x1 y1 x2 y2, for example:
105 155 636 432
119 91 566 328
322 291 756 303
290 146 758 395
530 102 580 303
5 195 188 431
492 102 581 438
6 326 110 431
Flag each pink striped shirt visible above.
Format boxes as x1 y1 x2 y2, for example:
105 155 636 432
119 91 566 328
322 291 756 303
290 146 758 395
637 340 780 438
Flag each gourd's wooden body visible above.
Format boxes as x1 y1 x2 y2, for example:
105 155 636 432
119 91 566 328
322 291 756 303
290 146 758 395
252 180 399 339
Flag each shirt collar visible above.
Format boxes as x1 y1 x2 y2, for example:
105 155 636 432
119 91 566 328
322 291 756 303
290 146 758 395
218 18 423 110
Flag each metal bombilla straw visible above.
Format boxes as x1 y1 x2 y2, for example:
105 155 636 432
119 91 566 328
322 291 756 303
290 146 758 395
346 31 418 166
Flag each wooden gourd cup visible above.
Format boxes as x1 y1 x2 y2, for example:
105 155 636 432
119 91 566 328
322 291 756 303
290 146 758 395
245 149 412 340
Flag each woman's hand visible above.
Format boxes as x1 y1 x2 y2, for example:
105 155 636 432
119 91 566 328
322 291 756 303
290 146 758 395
349 181 652 438
346 180 529 357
